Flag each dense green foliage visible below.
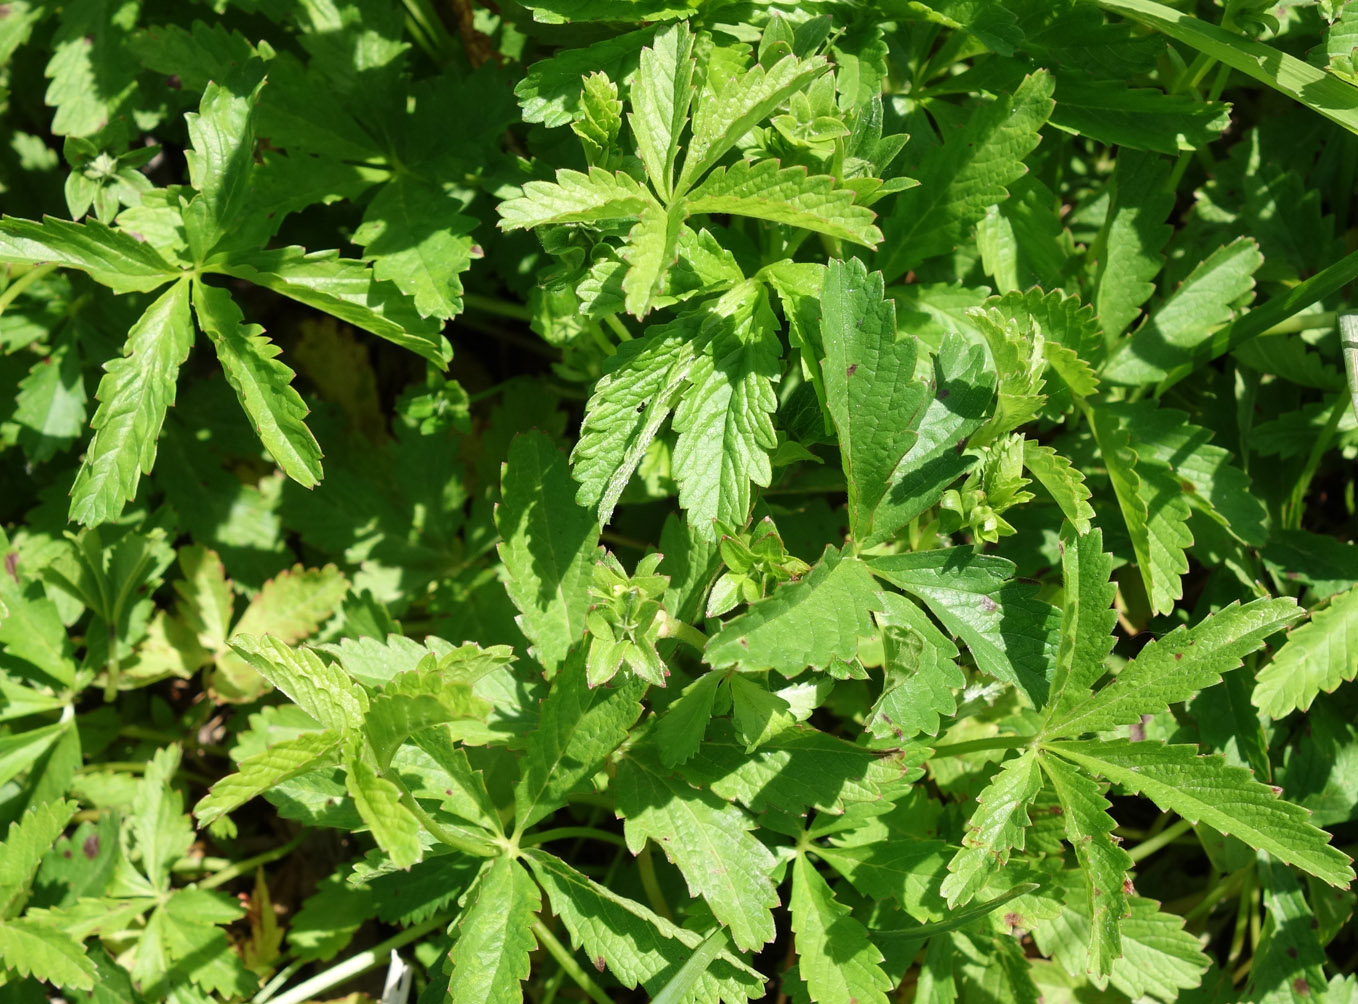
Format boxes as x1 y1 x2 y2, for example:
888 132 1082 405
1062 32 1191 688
2 0 1358 1001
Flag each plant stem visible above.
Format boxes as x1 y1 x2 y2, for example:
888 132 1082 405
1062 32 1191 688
532 919 615 1004
521 826 628 849
388 773 498 858
200 832 307 890
463 292 531 322
659 614 708 651
262 914 449 1004
0 262 57 314
638 844 674 923
1126 817 1194 864
929 735 1032 758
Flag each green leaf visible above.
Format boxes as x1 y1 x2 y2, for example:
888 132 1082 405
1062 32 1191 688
861 332 995 545
868 549 1059 706
869 592 964 741
1093 0 1358 137
815 839 951 919
194 731 344 825
671 286 781 533
1037 753 1131 976
616 742 779 951
353 175 476 321
0 216 176 293
446 858 540 1004
1050 74 1230 153
1021 445 1093 533
42 0 138 138
1248 855 1329 1004
0 549 78 686
1046 740 1355 887
1044 524 1118 722
706 546 882 675
183 73 265 260
512 654 646 834
572 313 699 526
345 755 423 870
1097 149 1173 339
0 918 96 990
497 431 601 674
0 724 68 793
1253 583 1358 718
676 719 909 820
210 247 450 366
192 279 322 488
69 278 194 526
940 749 1042 907
227 635 368 732
679 52 828 192
821 257 926 543
1103 237 1262 385
523 849 765 1001
791 855 892 1004
1087 405 1193 617
686 161 882 246
621 202 686 319
654 671 722 768
14 337 86 462
131 746 195 891
1102 400 1267 547
1031 877 1209 1002
1045 597 1301 738
497 168 654 229
630 21 695 201
0 799 78 917
366 675 489 768
877 71 1054 280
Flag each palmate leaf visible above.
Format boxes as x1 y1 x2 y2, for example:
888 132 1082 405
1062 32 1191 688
671 286 781 533
194 730 344 825
1044 525 1118 721
1253 583 1358 718
705 546 883 675
940 749 1042 908
821 258 927 544
616 742 780 951
497 168 654 229
446 858 540 1004
876 70 1054 281
512 654 646 834
1092 150 1174 340
1037 753 1131 976
572 312 700 526
0 799 78 916
0 918 96 990
183 71 265 260
0 216 177 293
1046 740 1355 887
497 432 600 674
1031 877 1209 1003
523 849 765 1002
675 720 909 820
1103 236 1262 385
1043 597 1300 738
1021 445 1093 533
192 280 322 488
210 247 450 366
678 50 828 192
69 278 194 526
629 21 695 201
870 592 964 741
868 549 1059 707
791 855 892 1004
1103 400 1267 547
353 175 477 321
227 635 368 732
685 161 882 247
1087 405 1192 616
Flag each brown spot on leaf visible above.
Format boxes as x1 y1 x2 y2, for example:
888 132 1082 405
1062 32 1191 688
4 552 17 583
595 956 606 972
1174 652 1182 661
1294 978 1310 997
846 363 859 377
82 834 100 859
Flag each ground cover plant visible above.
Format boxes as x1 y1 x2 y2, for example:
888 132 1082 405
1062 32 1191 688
1 0 1358 1001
